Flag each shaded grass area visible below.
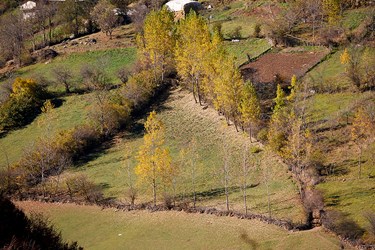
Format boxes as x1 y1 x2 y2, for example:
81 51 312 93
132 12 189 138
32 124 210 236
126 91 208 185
17 201 349 250
318 177 375 227
0 93 92 168
7 47 137 91
68 88 305 223
305 47 375 92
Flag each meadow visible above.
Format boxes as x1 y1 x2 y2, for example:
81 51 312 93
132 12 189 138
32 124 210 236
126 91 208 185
0 93 91 167
66 88 305 223
17 201 351 250
10 47 137 91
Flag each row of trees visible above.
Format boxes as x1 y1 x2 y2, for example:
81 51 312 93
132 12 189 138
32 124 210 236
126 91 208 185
134 110 269 215
132 10 272 210
138 9 261 139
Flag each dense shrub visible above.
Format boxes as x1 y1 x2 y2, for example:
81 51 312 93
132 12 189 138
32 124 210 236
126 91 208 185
120 69 157 108
14 124 102 189
65 174 103 202
0 78 48 132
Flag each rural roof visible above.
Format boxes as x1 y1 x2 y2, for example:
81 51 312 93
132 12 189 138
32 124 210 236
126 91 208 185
20 1 36 10
165 0 200 12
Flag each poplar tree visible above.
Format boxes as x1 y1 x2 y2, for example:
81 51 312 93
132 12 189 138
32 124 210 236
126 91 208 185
175 11 211 105
135 111 175 206
213 54 244 130
140 7 175 83
287 75 297 102
268 84 287 153
239 81 260 142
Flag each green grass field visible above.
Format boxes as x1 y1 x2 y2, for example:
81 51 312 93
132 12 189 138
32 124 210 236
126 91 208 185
66 88 305 223
17 201 350 250
0 93 92 167
304 50 375 231
10 47 137 92
224 38 271 66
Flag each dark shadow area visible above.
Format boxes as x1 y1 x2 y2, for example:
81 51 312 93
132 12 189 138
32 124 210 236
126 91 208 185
51 97 65 109
325 194 340 207
72 83 174 169
239 230 259 250
73 139 115 168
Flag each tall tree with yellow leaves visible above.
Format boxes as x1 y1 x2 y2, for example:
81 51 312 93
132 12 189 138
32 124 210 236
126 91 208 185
175 11 211 105
135 111 175 206
268 84 287 153
139 7 175 83
213 53 244 130
239 81 260 142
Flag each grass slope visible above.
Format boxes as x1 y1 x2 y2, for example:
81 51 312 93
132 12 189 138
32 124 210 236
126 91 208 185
10 47 136 91
67 88 304 223
224 38 271 66
303 47 375 230
17 201 350 250
0 93 92 168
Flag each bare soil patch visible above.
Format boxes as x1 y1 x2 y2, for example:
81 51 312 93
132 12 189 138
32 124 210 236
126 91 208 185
241 49 329 84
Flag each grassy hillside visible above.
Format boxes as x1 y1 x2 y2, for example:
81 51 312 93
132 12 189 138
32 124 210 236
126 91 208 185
9 47 136 91
224 38 271 66
0 93 92 167
17 201 351 250
66 88 305 223
303 47 375 231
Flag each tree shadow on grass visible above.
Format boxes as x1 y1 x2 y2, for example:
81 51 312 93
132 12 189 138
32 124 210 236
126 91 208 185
72 85 174 169
180 183 260 201
0 97 65 139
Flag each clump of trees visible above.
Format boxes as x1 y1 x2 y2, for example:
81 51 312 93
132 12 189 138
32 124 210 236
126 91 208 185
91 0 122 39
0 78 48 133
340 47 375 91
264 0 373 46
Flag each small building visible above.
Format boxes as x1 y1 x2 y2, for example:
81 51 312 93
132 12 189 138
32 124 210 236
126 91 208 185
20 0 36 11
165 0 202 19
20 1 36 19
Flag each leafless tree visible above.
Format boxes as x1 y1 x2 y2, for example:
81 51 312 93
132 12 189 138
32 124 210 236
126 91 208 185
91 0 120 39
0 11 31 66
52 66 73 93
240 143 252 214
33 1 56 46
